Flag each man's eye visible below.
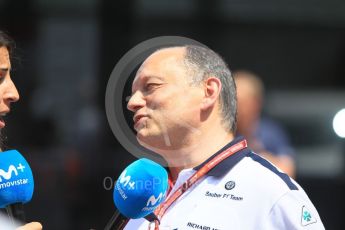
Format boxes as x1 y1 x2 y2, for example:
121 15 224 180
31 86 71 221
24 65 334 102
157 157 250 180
145 83 159 91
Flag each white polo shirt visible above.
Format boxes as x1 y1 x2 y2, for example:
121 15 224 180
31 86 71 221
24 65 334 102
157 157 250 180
124 137 325 230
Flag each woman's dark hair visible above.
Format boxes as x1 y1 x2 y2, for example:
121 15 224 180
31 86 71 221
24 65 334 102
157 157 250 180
0 30 15 150
0 30 14 54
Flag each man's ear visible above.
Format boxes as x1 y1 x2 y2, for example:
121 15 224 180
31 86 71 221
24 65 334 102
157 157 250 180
201 77 222 111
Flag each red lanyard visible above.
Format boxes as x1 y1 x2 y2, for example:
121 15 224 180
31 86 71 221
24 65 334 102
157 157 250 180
150 139 248 230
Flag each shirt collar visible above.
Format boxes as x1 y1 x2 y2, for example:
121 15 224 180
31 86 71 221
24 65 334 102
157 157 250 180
193 136 250 178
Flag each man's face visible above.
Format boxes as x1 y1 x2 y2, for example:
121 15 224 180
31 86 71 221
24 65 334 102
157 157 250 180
127 48 203 151
0 46 20 132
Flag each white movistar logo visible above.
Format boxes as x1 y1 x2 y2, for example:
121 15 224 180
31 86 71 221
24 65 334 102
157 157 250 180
118 170 135 190
142 192 164 212
146 192 164 207
0 163 28 190
0 164 25 182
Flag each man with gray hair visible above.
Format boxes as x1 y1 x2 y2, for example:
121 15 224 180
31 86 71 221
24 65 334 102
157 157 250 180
124 45 324 229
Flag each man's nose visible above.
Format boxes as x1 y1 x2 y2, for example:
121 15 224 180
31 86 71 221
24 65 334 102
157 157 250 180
127 91 145 112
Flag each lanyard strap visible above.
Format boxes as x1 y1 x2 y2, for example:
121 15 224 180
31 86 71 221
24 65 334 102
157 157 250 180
152 139 247 228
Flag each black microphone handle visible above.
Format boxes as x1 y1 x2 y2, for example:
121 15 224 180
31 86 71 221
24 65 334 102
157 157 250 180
6 203 26 226
104 210 129 230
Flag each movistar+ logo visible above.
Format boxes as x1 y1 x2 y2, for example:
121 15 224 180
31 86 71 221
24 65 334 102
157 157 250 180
119 170 135 190
146 192 164 207
0 164 25 182
0 163 28 189
141 192 164 212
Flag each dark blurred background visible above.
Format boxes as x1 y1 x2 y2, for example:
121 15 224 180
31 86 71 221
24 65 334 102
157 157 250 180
1 0 345 229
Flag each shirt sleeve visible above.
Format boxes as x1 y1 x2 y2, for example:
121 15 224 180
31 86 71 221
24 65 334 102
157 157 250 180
267 190 325 230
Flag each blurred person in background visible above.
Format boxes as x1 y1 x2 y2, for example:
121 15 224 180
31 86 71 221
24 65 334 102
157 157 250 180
0 30 42 230
234 70 296 178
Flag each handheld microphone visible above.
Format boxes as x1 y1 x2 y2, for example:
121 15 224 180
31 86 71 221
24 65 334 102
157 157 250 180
0 150 34 226
105 158 168 230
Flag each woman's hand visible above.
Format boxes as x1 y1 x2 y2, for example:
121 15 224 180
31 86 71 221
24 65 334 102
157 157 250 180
16 222 42 230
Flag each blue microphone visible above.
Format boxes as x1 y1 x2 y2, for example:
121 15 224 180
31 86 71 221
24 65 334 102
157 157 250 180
0 150 34 224
105 158 168 230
